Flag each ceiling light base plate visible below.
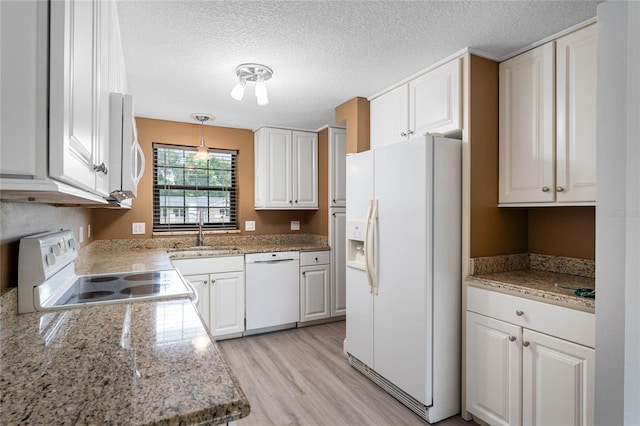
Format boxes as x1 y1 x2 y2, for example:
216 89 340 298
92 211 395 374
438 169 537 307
235 63 273 82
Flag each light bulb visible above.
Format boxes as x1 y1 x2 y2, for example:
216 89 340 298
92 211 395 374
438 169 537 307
255 75 269 106
194 136 211 160
230 78 246 101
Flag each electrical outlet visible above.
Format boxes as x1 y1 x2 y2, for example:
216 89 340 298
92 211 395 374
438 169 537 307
132 222 146 235
87 224 91 239
245 221 256 231
291 220 300 231
78 226 84 243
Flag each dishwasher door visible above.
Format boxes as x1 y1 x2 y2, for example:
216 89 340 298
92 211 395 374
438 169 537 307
245 251 300 334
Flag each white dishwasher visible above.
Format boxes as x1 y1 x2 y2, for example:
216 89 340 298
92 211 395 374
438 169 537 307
245 251 300 335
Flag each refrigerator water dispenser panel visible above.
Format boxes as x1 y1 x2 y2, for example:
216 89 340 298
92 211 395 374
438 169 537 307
347 221 366 270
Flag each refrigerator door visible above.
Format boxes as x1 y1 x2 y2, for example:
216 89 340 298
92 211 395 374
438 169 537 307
345 151 375 367
373 136 433 405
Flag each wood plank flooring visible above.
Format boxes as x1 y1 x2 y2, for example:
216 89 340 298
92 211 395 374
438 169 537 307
219 321 475 426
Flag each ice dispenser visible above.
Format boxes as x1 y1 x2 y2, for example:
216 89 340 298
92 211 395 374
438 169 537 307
346 221 366 270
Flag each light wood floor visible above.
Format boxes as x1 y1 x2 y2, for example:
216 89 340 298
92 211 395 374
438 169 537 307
219 321 475 426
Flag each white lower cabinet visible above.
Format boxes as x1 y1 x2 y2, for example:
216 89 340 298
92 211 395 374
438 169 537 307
466 286 595 426
299 251 331 323
171 256 245 340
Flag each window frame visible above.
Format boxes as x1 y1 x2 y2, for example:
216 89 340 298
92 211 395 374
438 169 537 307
152 143 238 232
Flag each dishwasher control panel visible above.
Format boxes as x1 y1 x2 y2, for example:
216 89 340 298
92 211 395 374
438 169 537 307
245 251 300 263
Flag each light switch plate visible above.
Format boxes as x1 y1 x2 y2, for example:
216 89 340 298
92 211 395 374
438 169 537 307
78 226 84 243
245 221 256 232
291 221 300 231
132 222 146 235
87 224 91 239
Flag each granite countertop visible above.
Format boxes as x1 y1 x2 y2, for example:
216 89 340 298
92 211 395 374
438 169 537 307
467 253 596 312
0 291 249 425
0 242 251 425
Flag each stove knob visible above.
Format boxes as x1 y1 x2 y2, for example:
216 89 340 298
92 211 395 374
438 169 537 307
51 245 61 256
45 252 56 266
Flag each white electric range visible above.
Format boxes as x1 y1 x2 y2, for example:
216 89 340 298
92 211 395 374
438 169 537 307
17 229 195 314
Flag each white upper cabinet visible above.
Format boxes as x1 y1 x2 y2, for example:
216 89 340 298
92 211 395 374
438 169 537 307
370 57 462 149
499 42 555 204
499 24 597 206
370 85 408 149
409 58 462 137
555 24 597 203
0 0 127 205
329 127 347 207
49 0 111 197
255 127 318 209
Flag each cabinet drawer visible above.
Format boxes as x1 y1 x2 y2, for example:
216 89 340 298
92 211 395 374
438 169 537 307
300 251 330 266
467 285 595 348
171 255 244 275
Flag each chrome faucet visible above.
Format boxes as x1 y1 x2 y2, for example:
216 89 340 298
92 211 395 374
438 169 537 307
198 210 205 247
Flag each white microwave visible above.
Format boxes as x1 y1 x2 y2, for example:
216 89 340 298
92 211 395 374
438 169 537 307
109 92 145 201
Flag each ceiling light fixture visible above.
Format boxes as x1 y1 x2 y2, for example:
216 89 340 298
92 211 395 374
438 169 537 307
230 63 273 105
190 113 214 160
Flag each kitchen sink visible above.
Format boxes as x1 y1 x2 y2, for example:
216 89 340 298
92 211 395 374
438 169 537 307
167 246 240 258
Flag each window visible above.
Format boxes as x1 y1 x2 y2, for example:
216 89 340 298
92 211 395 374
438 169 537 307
153 143 237 231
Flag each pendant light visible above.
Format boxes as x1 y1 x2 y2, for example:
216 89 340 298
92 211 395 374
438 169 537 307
230 63 273 105
190 113 214 160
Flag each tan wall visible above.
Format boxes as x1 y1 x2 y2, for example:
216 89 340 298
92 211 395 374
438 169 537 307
0 202 93 292
306 128 329 236
92 118 328 240
469 55 529 257
335 97 370 153
528 207 595 260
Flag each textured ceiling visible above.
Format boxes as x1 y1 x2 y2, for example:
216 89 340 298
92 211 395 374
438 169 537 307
116 0 600 131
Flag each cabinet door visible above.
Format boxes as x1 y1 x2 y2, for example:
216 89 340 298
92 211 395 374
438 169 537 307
330 210 346 316
522 329 594 426
182 274 210 327
299 265 330 322
466 312 522 426
329 128 347 207
370 85 409 149
410 58 461 137
292 131 318 208
556 24 597 203
49 0 109 196
264 128 293 208
499 42 555 204
108 1 128 94
210 271 245 339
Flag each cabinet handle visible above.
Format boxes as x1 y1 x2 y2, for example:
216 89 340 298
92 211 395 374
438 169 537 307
211 279 215 284
541 186 550 192
407 130 414 135
400 132 407 137
295 200 298 203
332 199 336 204
516 310 524 316
556 186 565 192
93 162 108 175
509 336 516 342
289 200 293 204
203 280 208 285
315 257 319 262
302 271 306 275
523 341 530 347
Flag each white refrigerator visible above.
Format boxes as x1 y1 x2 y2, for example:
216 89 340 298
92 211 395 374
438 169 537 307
345 134 461 423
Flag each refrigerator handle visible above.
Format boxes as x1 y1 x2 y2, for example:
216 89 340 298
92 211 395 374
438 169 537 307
370 199 379 295
364 200 374 294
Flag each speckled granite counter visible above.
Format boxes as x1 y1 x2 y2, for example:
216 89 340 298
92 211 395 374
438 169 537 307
0 241 252 424
0 290 249 425
466 253 595 312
